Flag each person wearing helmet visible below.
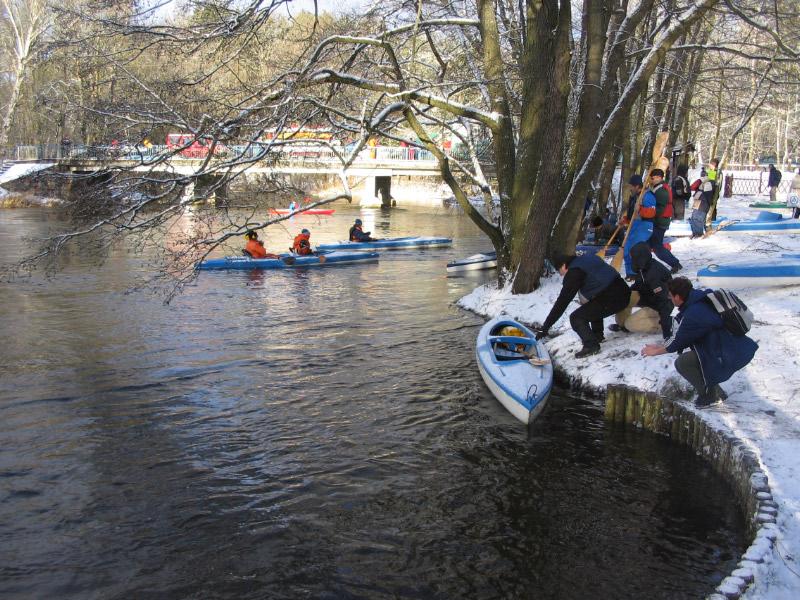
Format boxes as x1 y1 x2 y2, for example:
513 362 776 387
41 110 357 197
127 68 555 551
349 218 377 242
243 230 271 259
292 228 313 255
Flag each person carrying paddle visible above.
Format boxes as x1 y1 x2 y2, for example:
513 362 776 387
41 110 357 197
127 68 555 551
641 277 758 407
536 254 631 358
349 219 377 242
647 169 682 273
291 228 314 255
611 242 673 339
621 174 656 280
243 230 278 259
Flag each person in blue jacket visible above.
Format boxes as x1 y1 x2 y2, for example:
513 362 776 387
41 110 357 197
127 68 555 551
640 277 758 407
537 253 631 358
622 173 656 279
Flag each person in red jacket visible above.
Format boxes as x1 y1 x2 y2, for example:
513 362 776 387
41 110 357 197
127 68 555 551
243 230 278 259
292 228 313 255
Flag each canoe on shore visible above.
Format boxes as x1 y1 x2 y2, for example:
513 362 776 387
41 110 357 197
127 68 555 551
317 236 452 251
198 251 378 270
665 219 726 237
476 317 553 425
576 243 620 257
749 202 791 209
270 208 336 215
697 258 800 288
716 219 800 234
446 251 497 273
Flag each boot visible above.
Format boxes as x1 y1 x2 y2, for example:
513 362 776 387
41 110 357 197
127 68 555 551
575 344 601 358
608 324 629 333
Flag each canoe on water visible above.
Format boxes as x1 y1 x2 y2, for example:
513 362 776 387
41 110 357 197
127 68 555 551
476 317 553 425
197 251 378 270
697 258 800 288
446 251 497 273
270 208 336 215
317 236 452 251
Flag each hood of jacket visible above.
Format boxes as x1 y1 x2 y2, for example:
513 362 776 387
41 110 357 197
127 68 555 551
630 241 652 273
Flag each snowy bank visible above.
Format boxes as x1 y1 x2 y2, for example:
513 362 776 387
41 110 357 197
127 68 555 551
458 191 800 599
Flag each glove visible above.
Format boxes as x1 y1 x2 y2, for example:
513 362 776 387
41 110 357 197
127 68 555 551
535 329 549 341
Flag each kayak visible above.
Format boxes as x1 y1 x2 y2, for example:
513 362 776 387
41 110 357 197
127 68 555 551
716 220 800 234
317 236 452 251
697 259 800 288
476 317 553 425
270 208 335 215
197 251 378 270
576 243 620 257
446 251 497 273
749 202 790 209
666 218 726 237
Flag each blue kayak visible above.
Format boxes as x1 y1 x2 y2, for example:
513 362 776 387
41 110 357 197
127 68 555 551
576 243 620 257
666 219 726 237
697 259 800 288
476 317 553 425
317 236 452 251
718 220 800 234
198 251 378 270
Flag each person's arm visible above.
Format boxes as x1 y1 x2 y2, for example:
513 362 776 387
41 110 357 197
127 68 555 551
541 269 585 332
641 343 667 357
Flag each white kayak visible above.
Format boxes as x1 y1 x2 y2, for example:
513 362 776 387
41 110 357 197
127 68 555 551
446 251 497 273
476 317 553 425
665 219 726 237
697 258 800 288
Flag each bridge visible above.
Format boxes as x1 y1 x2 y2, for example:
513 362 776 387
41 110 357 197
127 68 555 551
4 143 489 206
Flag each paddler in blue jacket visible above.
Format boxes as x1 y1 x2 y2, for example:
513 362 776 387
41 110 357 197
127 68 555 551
537 254 631 358
349 219 377 242
641 277 758 407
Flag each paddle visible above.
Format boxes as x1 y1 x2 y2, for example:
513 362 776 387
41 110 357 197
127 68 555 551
596 224 623 259
611 132 670 273
702 218 739 238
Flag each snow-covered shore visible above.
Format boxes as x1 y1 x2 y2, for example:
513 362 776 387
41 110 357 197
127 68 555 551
458 192 800 598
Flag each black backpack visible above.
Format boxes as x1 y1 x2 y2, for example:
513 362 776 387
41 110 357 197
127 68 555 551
673 175 688 198
705 289 753 336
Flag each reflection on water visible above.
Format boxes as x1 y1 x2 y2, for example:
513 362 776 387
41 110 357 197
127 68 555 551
0 204 744 599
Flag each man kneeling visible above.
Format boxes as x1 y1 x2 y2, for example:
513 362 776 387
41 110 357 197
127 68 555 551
612 241 673 339
640 277 758 407
538 254 631 358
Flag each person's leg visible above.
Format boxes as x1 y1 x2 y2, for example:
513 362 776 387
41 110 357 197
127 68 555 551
569 304 600 349
770 185 777 203
674 350 706 397
649 226 680 269
614 290 639 329
690 209 706 237
625 307 661 334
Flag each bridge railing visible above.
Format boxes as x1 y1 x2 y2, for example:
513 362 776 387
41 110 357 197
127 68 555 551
5 142 483 166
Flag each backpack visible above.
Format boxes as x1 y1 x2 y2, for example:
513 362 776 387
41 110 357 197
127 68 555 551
705 289 753 336
673 175 688 198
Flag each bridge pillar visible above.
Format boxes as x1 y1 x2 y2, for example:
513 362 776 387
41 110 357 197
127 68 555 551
185 174 228 204
358 174 394 207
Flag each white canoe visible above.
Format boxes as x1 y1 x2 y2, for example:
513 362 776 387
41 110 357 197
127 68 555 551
476 317 553 424
446 251 497 273
697 259 800 288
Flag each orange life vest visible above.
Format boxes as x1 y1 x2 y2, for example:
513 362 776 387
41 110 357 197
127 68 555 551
292 233 312 255
245 238 267 259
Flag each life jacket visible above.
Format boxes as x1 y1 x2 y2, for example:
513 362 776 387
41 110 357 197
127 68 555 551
638 190 657 220
656 182 674 219
349 224 363 241
245 238 267 259
569 254 618 300
292 232 312 255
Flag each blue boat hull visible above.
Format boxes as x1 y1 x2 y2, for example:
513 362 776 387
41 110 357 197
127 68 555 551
198 251 379 270
317 236 452 251
576 243 620 257
697 259 800 288
720 220 800 234
476 318 553 424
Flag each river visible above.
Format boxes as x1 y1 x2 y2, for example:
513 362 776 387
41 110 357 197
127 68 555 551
0 203 744 598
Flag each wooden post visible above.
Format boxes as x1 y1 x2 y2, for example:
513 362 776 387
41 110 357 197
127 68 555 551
614 385 627 423
605 385 618 421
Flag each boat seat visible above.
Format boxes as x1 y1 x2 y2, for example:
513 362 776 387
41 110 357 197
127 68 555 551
488 335 533 346
494 347 531 361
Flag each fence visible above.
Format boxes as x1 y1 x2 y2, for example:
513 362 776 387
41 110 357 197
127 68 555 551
727 173 793 196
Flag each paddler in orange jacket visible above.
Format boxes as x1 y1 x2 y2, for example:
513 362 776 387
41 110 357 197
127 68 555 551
292 228 314 255
243 230 278 259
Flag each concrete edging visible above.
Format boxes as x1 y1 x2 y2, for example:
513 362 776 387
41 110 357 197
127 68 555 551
604 384 777 600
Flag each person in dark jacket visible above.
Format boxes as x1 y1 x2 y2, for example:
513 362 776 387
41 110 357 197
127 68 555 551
349 218 377 242
768 164 782 204
611 242 673 338
537 254 631 358
647 169 682 273
671 164 690 221
640 277 758 407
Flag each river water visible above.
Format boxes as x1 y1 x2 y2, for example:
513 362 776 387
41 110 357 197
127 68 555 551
0 204 744 599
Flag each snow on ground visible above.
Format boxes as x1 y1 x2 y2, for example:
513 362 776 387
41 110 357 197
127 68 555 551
0 162 54 186
458 190 800 598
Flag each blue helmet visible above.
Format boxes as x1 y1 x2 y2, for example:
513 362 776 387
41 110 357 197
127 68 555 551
301 228 310 235
354 218 362 226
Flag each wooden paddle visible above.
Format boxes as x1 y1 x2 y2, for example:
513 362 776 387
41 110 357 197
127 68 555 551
596 224 623 259
702 218 738 238
611 132 670 273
